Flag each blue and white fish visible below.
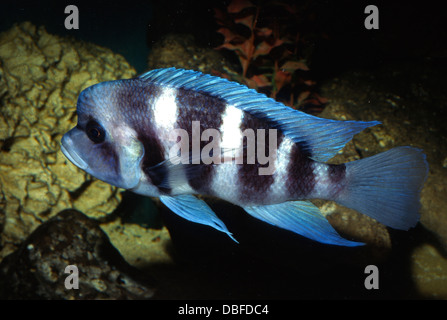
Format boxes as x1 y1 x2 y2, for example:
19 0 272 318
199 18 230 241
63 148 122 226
61 68 428 246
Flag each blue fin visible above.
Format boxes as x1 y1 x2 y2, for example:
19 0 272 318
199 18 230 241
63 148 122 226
159 194 237 242
243 201 363 247
139 68 380 162
335 146 428 230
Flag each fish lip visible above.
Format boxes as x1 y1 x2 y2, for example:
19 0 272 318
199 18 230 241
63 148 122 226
61 135 89 170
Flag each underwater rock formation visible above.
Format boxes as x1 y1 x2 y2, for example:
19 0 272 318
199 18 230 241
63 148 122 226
0 22 137 259
0 209 155 299
319 66 447 249
319 63 447 298
147 33 231 74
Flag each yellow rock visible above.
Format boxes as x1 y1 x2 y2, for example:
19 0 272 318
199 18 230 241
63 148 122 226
0 22 137 260
412 243 447 299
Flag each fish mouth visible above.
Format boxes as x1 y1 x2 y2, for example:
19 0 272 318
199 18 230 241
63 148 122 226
61 135 89 170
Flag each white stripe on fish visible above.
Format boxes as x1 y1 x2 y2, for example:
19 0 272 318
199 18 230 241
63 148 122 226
268 137 295 203
152 86 179 145
210 104 244 203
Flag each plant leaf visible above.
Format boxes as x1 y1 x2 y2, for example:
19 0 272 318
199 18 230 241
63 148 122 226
254 27 273 37
228 0 255 13
238 40 254 60
244 77 257 89
250 74 271 87
297 91 311 104
216 42 236 51
304 80 316 86
299 93 329 110
275 70 292 92
253 39 284 59
253 41 271 58
280 60 309 72
235 14 254 28
217 27 238 43
271 38 285 49
214 8 227 25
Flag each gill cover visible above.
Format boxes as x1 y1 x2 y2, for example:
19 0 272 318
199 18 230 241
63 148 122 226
118 138 145 189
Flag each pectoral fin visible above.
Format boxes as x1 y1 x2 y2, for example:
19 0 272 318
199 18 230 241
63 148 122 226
160 194 237 242
243 201 363 247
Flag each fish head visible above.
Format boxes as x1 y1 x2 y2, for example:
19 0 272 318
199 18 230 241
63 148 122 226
61 81 144 189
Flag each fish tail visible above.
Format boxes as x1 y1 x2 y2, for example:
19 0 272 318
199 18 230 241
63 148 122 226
335 146 428 230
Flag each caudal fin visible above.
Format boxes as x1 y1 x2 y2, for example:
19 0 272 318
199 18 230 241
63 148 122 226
336 147 428 230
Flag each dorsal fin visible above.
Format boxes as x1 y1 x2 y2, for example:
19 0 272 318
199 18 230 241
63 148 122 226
139 68 380 162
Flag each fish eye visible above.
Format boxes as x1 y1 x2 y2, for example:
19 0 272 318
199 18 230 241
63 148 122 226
86 120 106 143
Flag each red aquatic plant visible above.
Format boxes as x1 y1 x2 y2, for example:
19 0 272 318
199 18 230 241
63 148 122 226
214 0 327 113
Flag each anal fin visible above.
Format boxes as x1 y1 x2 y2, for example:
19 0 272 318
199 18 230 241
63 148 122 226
243 201 363 247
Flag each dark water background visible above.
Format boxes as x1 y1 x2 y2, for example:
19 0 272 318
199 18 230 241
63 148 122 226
2 1 445 76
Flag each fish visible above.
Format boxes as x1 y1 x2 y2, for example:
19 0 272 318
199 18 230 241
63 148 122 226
61 67 428 246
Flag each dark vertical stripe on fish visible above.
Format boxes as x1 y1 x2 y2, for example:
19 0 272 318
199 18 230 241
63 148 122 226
175 88 227 192
238 112 284 203
328 163 346 184
286 142 315 198
139 132 170 194
327 163 346 197
119 81 170 194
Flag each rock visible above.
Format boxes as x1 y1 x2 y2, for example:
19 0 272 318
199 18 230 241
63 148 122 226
147 33 232 74
0 209 155 299
0 22 137 260
101 193 172 269
318 59 447 298
319 63 447 249
411 243 447 299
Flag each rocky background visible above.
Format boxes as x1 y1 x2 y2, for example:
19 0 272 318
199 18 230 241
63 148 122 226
0 0 446 300
0 22 173 299
0 22 134 258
